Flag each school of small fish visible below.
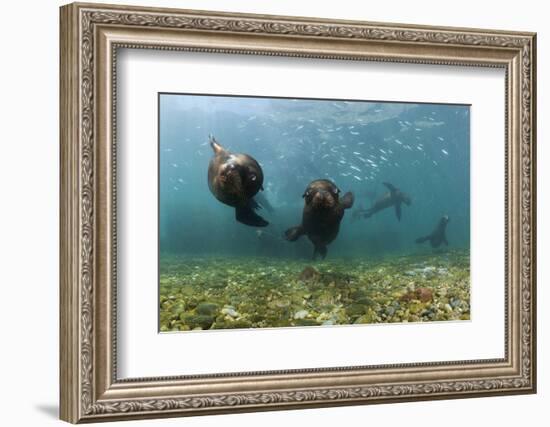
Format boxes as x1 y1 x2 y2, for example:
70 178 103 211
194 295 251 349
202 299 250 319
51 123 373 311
162 101 463 194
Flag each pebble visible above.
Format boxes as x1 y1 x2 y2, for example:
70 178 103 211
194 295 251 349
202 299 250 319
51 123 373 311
159 251 470 331
294 310 309 319
221 306 239 317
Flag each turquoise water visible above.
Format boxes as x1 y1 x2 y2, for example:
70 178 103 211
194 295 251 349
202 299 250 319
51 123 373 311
159 94 470 259
158 94 470 331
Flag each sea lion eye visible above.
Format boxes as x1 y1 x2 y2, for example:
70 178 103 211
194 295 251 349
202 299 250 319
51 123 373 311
250 174 257 181
303 190 311 198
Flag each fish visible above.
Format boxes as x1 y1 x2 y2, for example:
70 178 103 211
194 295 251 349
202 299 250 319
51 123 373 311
441 149 449 155
350 131 360 135
437 136 445 141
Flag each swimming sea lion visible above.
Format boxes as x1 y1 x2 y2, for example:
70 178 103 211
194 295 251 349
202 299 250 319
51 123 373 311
207 135 268 227
284 179 354 259
353 182 411 221
416 215 450 248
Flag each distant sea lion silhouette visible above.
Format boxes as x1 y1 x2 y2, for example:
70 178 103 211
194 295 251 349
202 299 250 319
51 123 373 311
284 179 354 259
353 182 411 221
416 215 450 248
207 135 268 227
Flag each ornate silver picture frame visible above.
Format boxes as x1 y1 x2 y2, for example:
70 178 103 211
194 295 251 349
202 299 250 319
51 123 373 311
60 2 536 423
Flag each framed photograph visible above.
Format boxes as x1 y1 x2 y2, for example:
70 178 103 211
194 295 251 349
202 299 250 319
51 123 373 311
60 2 537 423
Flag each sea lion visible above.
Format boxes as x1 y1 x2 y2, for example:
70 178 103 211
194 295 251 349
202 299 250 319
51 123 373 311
207 135 268 227
284 179 354 259
416 215 450 248
353 182 411 221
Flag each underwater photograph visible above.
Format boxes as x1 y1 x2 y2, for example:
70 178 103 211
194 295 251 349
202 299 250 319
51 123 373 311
159 93 470 332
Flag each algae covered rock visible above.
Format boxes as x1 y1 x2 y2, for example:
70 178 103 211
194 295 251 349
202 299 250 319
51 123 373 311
298 266 320 282
183 314 215 330
196 302 219 316
293 319 319 327
346 303 368 318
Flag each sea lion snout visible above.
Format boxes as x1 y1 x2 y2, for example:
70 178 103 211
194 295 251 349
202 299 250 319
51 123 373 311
304 179 340 209
402 193 412 206
219 163 240 184
310 190 336 208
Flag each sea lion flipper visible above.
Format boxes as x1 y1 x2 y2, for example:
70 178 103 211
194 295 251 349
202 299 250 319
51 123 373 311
254 192 274 213
340 191 354 209
313 245 327 260
394 202 402 221
209 135 225 155
383 182 397 194
284 225 304 242
235 205 268 227
351 209 363 221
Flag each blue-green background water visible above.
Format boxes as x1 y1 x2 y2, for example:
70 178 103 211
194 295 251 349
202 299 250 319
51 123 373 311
159 94 469 259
